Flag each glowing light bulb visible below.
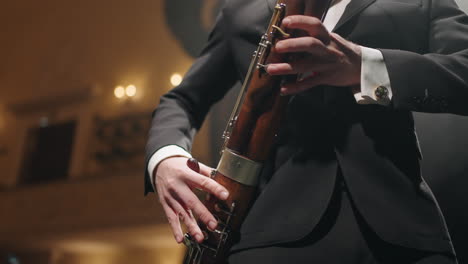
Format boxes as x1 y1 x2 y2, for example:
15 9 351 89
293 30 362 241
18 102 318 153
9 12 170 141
126 85 137 97
170 73 183 86
114 86 125 98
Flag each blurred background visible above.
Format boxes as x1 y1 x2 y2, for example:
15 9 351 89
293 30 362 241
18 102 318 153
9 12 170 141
0 0 467 263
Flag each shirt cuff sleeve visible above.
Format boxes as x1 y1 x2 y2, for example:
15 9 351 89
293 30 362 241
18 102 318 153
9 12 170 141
147 145 192 188
354 46 393 106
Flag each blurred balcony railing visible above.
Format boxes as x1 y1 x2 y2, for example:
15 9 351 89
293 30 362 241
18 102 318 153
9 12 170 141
0 168 166 249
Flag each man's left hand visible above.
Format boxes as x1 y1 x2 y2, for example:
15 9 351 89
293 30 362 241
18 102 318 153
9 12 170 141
266 15 362 95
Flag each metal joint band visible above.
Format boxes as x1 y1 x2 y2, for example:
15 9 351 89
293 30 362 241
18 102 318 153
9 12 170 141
216 149 263 186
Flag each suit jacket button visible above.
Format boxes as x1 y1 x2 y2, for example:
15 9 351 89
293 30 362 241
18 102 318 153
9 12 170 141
375 86 389 100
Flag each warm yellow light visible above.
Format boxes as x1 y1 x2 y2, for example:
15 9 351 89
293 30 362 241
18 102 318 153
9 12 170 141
114 86 125 98
126 85 137 97
170 73 183 86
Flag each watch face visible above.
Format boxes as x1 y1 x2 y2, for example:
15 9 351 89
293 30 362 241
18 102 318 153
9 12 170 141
165 0 225 57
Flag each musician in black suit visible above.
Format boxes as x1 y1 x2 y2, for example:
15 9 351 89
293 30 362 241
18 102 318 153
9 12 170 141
145 0 468 262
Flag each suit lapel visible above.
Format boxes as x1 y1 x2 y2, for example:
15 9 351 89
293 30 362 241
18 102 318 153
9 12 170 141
332 0 376 32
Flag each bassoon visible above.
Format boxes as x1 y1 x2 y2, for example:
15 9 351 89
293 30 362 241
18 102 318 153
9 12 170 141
183 1 332 263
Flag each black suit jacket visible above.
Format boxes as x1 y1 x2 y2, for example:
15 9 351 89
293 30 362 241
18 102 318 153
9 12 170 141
145 0 468 254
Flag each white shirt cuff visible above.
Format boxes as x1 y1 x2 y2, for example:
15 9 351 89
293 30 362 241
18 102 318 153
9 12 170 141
147 145 192 188
354 46 393 106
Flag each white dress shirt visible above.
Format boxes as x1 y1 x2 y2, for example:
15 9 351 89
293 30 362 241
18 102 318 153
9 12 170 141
148 0 393 188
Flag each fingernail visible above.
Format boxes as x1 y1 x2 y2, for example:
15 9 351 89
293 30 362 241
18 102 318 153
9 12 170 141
175 235 182 243
208 221 217 230
220 191 229 200
283 18 291 26
195 234 204 242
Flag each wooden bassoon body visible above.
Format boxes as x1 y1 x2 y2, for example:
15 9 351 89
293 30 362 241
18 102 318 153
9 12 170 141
183 1 332 263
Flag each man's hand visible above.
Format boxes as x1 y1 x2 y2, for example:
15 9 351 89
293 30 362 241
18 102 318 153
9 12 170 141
154 157 229 244
267 15 362 95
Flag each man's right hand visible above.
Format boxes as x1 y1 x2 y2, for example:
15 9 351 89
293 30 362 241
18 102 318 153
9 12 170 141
154 157 230 244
